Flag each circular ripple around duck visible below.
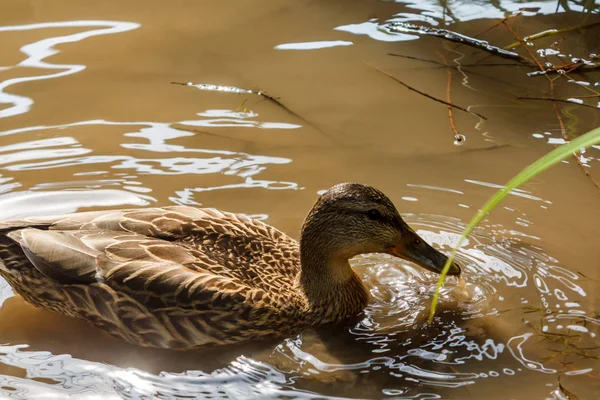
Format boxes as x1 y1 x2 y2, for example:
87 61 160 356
292 213 597 392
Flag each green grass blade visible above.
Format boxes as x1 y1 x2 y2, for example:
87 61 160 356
428 126 600 323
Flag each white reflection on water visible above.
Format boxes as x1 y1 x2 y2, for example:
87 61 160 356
507 333 556 374
0 345 338 400
182 109 301 129
464 179 553 204
335 1 588 43
0 21 140 119
0 113 297 205
274 41 354 50
394 0 589 22
335 20 419 42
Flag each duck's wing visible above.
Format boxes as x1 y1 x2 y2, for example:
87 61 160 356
6 226 252 306
1 206 298 309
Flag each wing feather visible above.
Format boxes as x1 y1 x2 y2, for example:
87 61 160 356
9 229 100 283
1 205 293 310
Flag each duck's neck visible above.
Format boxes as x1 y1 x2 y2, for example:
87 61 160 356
298 229 369 324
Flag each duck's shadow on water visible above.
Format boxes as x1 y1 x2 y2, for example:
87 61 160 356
0 297 284 374
0 295 524 395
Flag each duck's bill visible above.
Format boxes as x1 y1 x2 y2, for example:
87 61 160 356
387 229 461 276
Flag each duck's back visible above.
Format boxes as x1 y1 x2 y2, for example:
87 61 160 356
0 206 305 348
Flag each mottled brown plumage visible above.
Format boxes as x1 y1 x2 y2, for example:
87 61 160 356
0 183 460 348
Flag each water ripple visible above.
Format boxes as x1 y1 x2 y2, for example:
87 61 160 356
0 21 140 119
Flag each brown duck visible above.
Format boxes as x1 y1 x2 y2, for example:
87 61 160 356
0 183 460 349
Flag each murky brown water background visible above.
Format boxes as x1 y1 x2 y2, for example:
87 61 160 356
0 0 599 399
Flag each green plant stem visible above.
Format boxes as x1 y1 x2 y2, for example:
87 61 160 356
428 126 600 323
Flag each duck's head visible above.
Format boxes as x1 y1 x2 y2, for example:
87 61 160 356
300 183 461 277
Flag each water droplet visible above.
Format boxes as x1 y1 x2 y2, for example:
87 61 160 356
557 69 565 75
544 62 553 68
526 41 534 46
590 53 597 58
453 134 466 145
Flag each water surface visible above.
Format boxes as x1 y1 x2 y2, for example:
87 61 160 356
0 0 599 398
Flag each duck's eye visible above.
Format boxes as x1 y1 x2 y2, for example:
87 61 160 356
367 209 382 220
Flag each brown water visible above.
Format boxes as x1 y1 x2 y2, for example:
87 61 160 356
0 0 599 399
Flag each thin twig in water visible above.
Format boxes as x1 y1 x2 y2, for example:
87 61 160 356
446 68 463 143
501 21 546 70
388 53 521 68
171 81 336 142
577 271 600 281
171 124 252 144
552 96 600 194
556 70 600 97
517 96 600 110
365 63 487 120
437 51 465 144
501 23 600 195
577 94 600 98
388 53 445 66
475 11 523 38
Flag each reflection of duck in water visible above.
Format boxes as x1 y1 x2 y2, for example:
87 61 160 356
0 183 459 349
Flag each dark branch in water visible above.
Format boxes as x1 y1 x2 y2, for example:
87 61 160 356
517 96 600 110
385 22 531 64
388 53 445 66
365 63 487 120
170 124 252 143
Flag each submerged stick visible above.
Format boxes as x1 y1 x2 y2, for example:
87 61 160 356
386 22 530 64
428 127 600 322
518 96 600 110
366 63 487 120
388 53 521 68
